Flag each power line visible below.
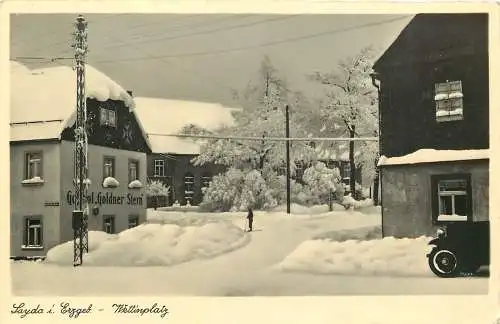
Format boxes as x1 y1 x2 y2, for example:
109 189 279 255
93 15 411 64
148 133 379 142
121 14 255 43
100 15 300 52
88 17 239 99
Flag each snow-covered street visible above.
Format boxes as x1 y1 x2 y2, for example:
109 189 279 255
11 205 488 296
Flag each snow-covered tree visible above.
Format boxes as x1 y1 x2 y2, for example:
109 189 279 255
302 162 344 209
200 168 277 212
180 55 318 175
310 46 378 198
145 180 170 210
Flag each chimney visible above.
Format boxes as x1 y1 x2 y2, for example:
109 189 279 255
127 90 133 97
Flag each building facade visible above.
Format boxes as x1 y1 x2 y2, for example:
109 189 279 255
10 62 151 258
373 13 489 238
147 153 225 206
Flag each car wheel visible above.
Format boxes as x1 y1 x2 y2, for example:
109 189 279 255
428 248 461 278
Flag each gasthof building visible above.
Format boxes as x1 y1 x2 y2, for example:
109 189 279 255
10 61 151 258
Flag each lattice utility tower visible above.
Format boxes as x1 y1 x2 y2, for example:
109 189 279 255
72 15 89 267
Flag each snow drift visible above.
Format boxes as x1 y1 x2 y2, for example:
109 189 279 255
46 220 250 267
277 235 434 277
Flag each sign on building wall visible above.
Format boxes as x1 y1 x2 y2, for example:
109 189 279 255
66 190 144 206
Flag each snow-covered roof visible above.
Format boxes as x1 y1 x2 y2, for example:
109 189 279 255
378 149 489 167
10 61 150 149
315 142 361 161
133 97 238 154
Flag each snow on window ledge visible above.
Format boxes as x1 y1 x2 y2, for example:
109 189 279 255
103 177 120 188
74 178 92 185
437 214 468 222
434 93 449 101
21 245 44 250
21 177 44 185
128 179 143 189
448 91 464 99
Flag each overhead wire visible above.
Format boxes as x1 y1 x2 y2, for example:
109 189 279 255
92 15 412 64
100 14 300 51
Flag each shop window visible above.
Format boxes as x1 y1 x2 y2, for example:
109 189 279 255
434 80 464 122
24 152 43 181
23 216 43 248
431 174 472 223
100 105 117 128
154 159 165 177
184 173 195 203
128 215 139 229
128 160 139 183
103 156 115 179
103 215 115 234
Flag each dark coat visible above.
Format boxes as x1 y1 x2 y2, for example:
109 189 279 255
247 208 254 219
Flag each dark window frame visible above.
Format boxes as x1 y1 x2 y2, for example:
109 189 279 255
431 173 473 225
153 159 165 177
24 151 43 180
99 104 117 128
22 215 43 249
103 215 116 234
103 156 116 180
128 159 140 183
434 80 464 123
184 172 195 202
128 215 139 229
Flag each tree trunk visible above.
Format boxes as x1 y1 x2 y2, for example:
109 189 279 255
349 125 356 199
373 155 380 206
154 196 158 210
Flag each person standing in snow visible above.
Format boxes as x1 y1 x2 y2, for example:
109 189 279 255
247 207 254 232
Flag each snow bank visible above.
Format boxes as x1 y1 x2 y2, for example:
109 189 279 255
378 149 489 167
278 235 434 277
272 204 331 215
46 221 250 267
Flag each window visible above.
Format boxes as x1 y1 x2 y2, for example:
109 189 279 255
100 106 117 127
23 217 43 248
103 215 115 234
201 173 212 191
25 152 42 180
128 160 139 183
128 215 139 229
342 163 351 179
295 161 305 180
326 160 337 169
103 156 115 179
154 159 165 177
434 80 464 122
184 173 195 202
432 175 471 223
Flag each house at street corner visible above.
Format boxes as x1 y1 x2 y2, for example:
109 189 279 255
10 61 151 258
372 13 489 238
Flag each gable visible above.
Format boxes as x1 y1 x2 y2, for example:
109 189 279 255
60 98 151 153
373 13 488 72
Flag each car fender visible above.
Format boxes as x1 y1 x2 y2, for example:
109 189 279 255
428 238 441 246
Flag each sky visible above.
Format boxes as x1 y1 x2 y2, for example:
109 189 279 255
10 13 413 108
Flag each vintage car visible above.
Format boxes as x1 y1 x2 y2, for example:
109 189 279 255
427 221 490 278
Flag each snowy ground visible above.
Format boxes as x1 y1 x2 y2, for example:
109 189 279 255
11 203 488 296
